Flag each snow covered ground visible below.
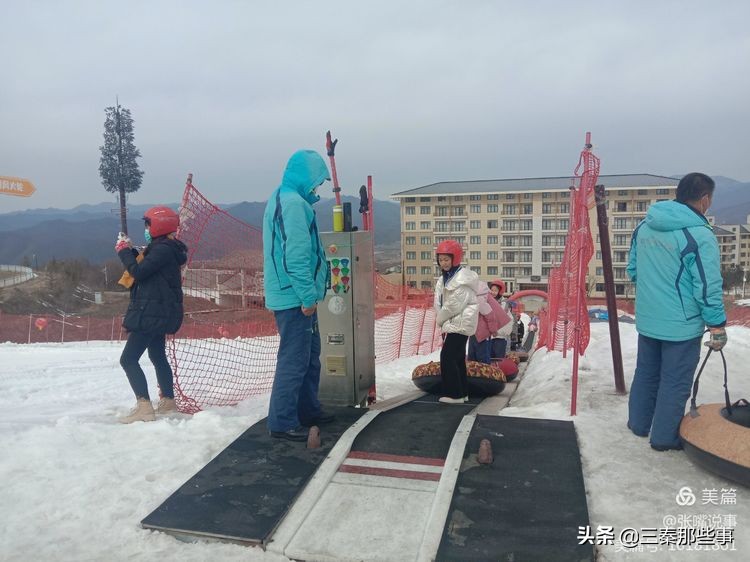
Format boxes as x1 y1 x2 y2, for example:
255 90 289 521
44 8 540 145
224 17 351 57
1 323 748 561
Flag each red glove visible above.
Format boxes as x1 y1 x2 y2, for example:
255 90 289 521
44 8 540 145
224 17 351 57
115 236 131 253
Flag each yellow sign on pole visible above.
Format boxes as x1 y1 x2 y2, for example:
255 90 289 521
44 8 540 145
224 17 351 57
0 176 36 197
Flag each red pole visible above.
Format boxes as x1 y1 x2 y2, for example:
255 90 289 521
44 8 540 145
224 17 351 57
325 131 342 206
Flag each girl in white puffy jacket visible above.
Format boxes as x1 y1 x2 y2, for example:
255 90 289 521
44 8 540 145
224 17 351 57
434 240 479 404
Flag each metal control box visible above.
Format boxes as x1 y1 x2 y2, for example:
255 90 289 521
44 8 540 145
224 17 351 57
317 230 375 407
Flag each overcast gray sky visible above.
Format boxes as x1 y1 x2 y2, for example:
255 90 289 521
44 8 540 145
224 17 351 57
1 0 749 213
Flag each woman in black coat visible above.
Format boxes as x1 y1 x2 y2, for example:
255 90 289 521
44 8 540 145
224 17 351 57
115 206 188 423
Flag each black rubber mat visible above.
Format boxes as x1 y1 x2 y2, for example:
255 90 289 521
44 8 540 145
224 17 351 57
437 415 594 561
350 395 479 459
141 406 367 545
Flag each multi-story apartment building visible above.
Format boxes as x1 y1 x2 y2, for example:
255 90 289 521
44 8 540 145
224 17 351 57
390 174 677 298
713 219 750 271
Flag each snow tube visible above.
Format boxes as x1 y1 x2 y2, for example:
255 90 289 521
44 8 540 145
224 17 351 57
680 402 750 488
412 360 506 397
679 350 750 487
492 357 519 381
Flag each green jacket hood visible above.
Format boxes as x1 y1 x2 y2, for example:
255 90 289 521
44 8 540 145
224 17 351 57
281 150 331 205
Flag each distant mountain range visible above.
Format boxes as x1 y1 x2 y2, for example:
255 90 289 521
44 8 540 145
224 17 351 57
0 197 401 266
0 175 747 266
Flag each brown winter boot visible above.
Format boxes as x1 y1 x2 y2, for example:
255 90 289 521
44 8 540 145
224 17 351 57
119 398 156 424
156 398 178 414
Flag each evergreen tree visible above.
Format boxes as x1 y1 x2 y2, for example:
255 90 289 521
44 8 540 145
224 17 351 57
99 102 144 234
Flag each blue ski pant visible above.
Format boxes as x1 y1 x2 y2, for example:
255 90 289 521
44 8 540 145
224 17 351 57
267 307 323 432
628 334 701 448
467 335 492 364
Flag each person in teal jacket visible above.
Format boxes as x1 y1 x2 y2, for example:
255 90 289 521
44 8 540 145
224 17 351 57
627 172 727 451
262 150 334 441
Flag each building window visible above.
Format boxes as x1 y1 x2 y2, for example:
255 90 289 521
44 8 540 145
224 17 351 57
435 206 449 216
560 191 570 198
405 221 416 230
506 194 514 200
559 203 570 213
406 266 416 274
488 266 498 275
451 206 466 216
614 250 628 262
596 283 605 292
435 221 449 233
469 195 482 201
656 188 669 195
408 281 416 288
487 251 498 260
487 194 499 200
503 236 516 247
636 201 648 212
405 206 415 215
503 267 515 277
614 267 627 280
520 236 532 247
421 251 431 259
521 203 533 214
420 236 432 245
543 192 552 199
470 220 481 229
520 267 532 276
470 204 481 213
452 221 466 231
420 221 431 229
405 236 416 245
421 266 432 275
524 193 531 199
596 251 602 259
542 203 553 214
420 206 431 214
503 220 516 231
637 189 647 195
519 219 533 231
614 234 629 246
470 235 481 244
559 219 569 230
520 251 532 262
618 190 627 196
405 197 416 202
470 251 481 260
421 280 433 289
542 219 554 230
487 204 499 213
542 267 552 276
503 204 516 215
406 251 416 260
487 235 498 244
487 220 498 229
616 202 628 212
614 217 629 229
420 197 431 202
453 195 463 201
596 267 603 275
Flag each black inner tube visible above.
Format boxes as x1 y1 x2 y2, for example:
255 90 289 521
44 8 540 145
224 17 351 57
721 403 750 429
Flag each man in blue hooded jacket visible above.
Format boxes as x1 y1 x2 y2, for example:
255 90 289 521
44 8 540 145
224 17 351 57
263 150 334 441
627 172 727 451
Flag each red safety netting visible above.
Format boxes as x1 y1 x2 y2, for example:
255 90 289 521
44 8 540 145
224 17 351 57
539 134 599 356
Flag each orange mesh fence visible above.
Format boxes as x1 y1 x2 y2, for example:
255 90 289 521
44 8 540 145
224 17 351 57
541 137 598 355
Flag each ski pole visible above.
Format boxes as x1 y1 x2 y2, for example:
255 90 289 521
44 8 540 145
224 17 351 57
326 130 342 206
